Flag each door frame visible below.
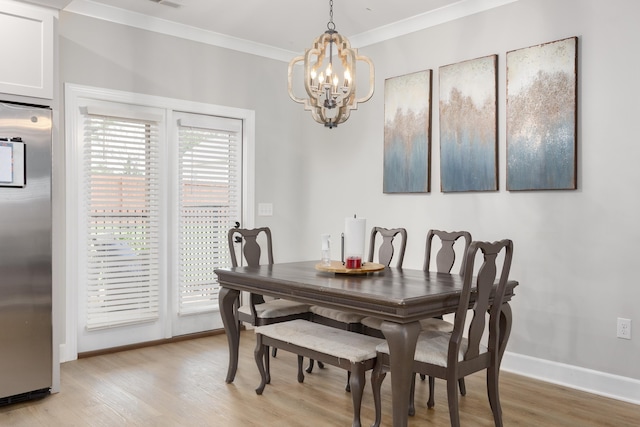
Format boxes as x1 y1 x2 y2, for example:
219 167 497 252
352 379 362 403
63 83 255 362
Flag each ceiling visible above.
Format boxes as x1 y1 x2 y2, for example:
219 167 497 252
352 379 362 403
18 0 518 60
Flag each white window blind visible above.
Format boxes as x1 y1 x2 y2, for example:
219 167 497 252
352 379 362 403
83 113 161 330
177 116 241 315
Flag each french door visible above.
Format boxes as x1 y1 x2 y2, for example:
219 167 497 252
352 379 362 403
72 97 243 353
170 111 241 336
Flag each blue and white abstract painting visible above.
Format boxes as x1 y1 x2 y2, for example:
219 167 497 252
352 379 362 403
507 37 577 191
439 55 498 192
383 70 431 193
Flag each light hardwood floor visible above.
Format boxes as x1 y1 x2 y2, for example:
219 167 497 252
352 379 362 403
1 331 638 426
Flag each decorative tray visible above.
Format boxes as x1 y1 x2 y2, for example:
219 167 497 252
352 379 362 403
315 260 385 274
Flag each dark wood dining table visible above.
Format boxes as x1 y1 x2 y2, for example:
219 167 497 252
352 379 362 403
215 261 518 427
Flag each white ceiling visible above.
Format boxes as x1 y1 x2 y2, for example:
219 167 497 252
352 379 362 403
18 0 519 61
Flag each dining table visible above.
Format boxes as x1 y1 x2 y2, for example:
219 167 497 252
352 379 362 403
215 260 518 427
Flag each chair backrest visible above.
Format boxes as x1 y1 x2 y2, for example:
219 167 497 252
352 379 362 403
424 229 472 276
452 239 513 362
228 227 274 267
367 227 407 268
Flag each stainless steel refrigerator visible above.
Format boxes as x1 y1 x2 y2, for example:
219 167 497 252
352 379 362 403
0 101 52 404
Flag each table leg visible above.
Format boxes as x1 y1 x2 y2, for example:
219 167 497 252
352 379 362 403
381 320 421 427
219 286 240 383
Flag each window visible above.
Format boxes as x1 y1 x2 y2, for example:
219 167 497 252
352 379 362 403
83 112 161 330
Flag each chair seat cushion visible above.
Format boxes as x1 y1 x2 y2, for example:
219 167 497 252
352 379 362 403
309 305 365 324
419 317 454 332
361 316 453 332
360 316 384 329
256 319 384 363
376 330 488 367
238 299 310 319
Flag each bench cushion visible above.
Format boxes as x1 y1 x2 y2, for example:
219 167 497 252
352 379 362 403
256 319 384 363
376 329 487 367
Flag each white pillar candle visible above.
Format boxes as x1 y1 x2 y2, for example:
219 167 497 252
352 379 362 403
344 216 366 261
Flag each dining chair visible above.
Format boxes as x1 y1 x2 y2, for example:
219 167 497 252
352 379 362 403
371 239 514 427
359 229 471 413
419 229 473 406
228 227 311 378
307 226 407 390
361 229 469 338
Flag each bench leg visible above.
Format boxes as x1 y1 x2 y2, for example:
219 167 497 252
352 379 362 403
254 336 267 395
297 355 305 383
349 364 365 427
428 375 435 408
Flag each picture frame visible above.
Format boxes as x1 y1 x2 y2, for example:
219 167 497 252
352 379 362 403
506 36 578 191
383 70 432 193
439 54 498 192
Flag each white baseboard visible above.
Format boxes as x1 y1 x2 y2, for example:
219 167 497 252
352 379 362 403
501 351 640 406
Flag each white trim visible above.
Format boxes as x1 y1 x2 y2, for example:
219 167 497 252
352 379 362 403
62 84 81 362
64 0 297 62
502 351 640 406
62 0 519 63
242 106 255 230
63 83 255 361
18 0 72 9
350 0 519 49
166 108 178 341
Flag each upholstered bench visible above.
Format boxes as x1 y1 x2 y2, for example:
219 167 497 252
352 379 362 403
254 319 385 427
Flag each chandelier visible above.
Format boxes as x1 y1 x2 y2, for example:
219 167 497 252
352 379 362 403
287 0 374 129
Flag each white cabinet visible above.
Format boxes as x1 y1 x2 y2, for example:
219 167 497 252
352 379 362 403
0 0 54 99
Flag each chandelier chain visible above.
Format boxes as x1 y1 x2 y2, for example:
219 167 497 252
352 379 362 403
327 0 336 31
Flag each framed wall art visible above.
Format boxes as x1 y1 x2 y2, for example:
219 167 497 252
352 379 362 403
506 36 578 191
383 70 432 193
439 54 498 192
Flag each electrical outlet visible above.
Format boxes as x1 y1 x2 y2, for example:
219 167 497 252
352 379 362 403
617 318 631 340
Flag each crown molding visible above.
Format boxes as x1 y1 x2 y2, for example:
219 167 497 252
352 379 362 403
14 0 71 9
64 0 298 62
64 0 519 63
350 0 519 49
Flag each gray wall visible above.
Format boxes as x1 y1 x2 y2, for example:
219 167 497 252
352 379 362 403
57 0 639 388
294 0 640 382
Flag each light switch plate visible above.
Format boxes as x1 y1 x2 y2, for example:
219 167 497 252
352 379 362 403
258 203 273 216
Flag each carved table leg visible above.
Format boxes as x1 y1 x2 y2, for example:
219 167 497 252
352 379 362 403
381 320 421 427
219 286 240 383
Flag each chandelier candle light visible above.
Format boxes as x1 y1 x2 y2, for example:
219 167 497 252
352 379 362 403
287 0 375 128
